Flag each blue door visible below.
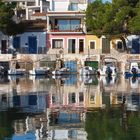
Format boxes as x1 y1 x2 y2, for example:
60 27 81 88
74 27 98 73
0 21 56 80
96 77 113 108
131 38 140 54
64 61 77 73
28 36 37 54
13 36 20 50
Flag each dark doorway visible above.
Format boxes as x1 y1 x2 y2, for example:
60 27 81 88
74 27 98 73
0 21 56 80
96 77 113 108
79 39 84 53
1 40 7 54
28 36 37 54
131 38 140 54
102 38 110 54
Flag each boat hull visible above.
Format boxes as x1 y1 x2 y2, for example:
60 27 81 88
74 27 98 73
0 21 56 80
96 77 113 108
29 68 51 75
124 71 140 78
79 67 96 76
8 69 26 75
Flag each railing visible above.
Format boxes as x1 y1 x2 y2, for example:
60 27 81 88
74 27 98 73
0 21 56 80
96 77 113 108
50 25 83 32
1 47 47 55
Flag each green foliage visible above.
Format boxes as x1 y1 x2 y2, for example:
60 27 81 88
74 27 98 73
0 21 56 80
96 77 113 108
0 0 27 36
86 0 140 37
85 109 140 140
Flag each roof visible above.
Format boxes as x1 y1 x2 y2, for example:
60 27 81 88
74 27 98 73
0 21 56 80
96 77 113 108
32 12 46 17
46 11 85 16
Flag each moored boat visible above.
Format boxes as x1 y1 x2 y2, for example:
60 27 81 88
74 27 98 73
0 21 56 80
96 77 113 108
52 67 70 75
97 57 118 76
124 60 140 77
79 66 97 76
8 68 26 75
29 67 51 75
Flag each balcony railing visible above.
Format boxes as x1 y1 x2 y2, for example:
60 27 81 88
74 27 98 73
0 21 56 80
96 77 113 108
50 25 83 32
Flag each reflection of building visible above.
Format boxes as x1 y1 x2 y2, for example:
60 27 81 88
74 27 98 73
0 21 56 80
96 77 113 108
110 91 140 112
48 129 87 140
12 112 49 140
48 108 87 140
0 92 50 113
86 84 105 109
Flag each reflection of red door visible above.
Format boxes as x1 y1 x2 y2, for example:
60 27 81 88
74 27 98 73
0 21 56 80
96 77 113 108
1 40 7 54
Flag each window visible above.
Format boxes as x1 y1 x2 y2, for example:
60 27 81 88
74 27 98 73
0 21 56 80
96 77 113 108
117 41 123 50
90 41 95 49
57 20 80 31
69 3 78 11
69 93 76 104
52 39 63 49
68 39 76 53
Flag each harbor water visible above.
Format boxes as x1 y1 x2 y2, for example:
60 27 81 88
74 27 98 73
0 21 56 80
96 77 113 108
0 75 140 140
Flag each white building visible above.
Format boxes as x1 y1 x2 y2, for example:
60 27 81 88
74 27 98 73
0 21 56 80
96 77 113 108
3 0 88 20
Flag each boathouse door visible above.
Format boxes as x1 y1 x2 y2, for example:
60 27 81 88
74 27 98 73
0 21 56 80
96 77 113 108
64 61 77 73
28 36 37 54
102 38 110 54
131 38 140 54
1 40 7 54
13 36 20 51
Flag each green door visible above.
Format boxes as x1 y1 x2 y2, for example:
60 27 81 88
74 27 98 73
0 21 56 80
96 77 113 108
85 61 98 70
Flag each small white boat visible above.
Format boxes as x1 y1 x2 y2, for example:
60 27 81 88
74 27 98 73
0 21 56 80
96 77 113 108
97 57 118 76
8 68 26 75
79 66 96 76
0 66 5 75
124 60 140 77
52 68 70 75
29 67 51 75
8 58 26 75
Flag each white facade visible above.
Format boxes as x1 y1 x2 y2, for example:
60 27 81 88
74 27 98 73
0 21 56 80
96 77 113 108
47 0 88 11
4 0 88 20
0 31 46 54
16 32 46 49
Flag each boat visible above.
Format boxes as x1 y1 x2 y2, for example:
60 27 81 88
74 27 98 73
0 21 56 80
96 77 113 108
29 67 51 75
124 60 140 77
52 67 70 75
0 66 5 75
79 66 96 76
97 57 118 76
8 58 26 75
8 68 26 75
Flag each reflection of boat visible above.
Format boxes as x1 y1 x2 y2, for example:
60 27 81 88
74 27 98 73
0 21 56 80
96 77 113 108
99 76 117 86
29 67 51 75
8 75 25 81
126 94 140 111
130 77 139 88
52 67 70 75
124 60 140 77
79 66 96 76
97 57 118 76
51 74 70 80
79 75 98 85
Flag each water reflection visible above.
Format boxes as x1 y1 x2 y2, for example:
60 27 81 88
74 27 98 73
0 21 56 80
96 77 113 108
0 75 140 139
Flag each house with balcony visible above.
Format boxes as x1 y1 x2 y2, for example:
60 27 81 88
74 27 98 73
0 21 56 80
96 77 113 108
46 0 88 70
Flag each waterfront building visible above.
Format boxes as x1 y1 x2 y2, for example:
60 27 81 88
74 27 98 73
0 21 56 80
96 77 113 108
0 0 140 71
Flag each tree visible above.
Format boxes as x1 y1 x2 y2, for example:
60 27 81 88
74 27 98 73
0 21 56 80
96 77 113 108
0 0 27 36
86 0 140 50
